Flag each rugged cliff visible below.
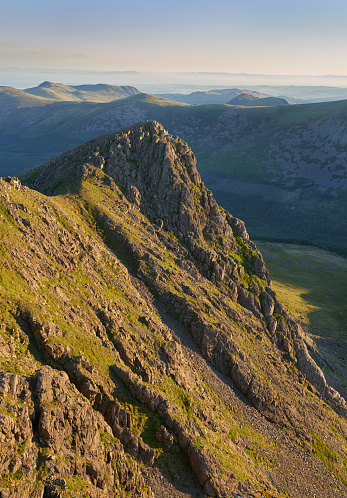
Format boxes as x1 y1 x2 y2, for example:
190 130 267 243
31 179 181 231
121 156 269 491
0 122 346 497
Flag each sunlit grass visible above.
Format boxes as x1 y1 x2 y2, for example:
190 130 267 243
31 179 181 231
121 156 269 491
257 242 347 341
270 279 320 326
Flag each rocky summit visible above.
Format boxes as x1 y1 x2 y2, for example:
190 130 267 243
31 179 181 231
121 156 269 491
0 121 346 497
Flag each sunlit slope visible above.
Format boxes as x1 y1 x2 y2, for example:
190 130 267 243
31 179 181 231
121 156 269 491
4 122 347 496
0 86 53 109
24 81 140 103
257 242 347 395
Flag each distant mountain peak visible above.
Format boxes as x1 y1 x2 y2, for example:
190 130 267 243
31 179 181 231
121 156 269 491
228 91 289 106
38 80 56 87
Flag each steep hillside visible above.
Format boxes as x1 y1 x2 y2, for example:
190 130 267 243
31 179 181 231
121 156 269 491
227 92 289 106
24 81 141 103
0 121 343 497
1 93 347 254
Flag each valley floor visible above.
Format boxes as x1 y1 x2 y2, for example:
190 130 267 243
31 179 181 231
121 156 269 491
257 242 347 400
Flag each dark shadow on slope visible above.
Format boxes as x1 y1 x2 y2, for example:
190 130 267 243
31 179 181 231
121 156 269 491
209 187 347 258
257 241 347 400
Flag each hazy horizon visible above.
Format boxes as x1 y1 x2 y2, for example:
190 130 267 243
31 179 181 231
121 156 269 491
2 0 347 87
3 68 347 95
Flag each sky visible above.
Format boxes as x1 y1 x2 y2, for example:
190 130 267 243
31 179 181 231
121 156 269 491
1 0 347 86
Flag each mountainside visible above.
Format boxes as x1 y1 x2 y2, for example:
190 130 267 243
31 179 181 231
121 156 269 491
0 121 343 497
0 86 53 110
227 92 289 107
1 92 347 254
24 81 141 103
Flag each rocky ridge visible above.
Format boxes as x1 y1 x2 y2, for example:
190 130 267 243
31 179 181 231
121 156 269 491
0 122 346 497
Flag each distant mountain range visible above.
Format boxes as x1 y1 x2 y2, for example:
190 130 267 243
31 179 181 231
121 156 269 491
24 81 140 102
155 87 291 105
0 83 346 254
0 81 140 109
155 85 347 105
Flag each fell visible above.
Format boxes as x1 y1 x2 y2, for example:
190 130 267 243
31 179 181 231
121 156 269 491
0 122 346 497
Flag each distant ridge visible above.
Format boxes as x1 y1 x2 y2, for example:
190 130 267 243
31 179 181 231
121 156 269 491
1 88 347 254
228 91 289 106
156 88 245 105
0 85 52 109
155 88 290 106
24 81 141 103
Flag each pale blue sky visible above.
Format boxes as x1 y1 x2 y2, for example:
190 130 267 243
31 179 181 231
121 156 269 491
1 0 347 76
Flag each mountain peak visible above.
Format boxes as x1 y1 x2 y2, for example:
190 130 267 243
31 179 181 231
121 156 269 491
21 119 261 285
21 121 347 408
38 80 56 87
14 122 347 496
228 91 289 106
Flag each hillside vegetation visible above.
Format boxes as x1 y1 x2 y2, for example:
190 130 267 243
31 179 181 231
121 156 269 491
0 121 341 497
257 242 347 397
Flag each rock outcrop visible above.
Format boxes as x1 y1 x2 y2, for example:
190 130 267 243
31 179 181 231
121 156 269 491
0 122 345 497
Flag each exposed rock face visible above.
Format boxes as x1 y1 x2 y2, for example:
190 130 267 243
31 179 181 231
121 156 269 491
0 367 148 497
0 122 346 497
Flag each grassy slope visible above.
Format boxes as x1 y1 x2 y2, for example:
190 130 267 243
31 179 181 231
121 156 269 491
0 173 291 496
0 86 53 108
257 242 347 391
6 124 347 494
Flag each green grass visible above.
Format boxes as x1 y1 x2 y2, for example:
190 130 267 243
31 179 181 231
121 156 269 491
257 241 347 393
312 434 347 486
257 242 347 341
